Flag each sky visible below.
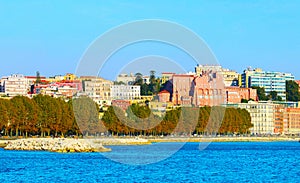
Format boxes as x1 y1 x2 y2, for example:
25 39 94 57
0 0 300 80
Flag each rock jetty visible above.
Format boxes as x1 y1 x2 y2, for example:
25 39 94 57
4 138 111 153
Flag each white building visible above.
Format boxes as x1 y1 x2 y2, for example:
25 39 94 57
237 101 277 135
2 74 28 97
111 85 141 100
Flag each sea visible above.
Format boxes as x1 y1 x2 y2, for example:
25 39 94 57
1 142 299 182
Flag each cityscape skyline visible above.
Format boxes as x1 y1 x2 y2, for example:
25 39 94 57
1 1 300 79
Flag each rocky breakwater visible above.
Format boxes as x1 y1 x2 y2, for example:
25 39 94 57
4 138 111 153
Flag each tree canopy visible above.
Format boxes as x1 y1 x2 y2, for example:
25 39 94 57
286 80 300 101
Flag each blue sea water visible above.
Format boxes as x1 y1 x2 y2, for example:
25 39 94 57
0 142 300 182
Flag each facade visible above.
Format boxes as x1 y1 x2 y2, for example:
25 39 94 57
111 100 131 111
195 65 239 87
64 73 77 81
158 90 171 103
283 108 300 135
240 67 294 101
35 80 82 98
0 77 6 93
274 105 285 134
149 101 174 117
225 87 257 104
46 75 65 83
238 101 276 135
161 72 175 84
192 71 225 106
81 76 112 101
111 85 141 100
116 73 136 85
171 71 255 107
172 74 195 106
3 74 28 97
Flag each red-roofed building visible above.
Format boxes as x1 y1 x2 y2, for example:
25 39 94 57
158 90 170 102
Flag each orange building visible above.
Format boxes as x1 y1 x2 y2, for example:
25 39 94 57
158 90 171 103
283 108 300 135
274 105 285 134
225 87 257 104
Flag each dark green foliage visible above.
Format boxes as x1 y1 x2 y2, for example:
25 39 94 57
251 86 268 101
133 71 161 96
268 91 282 101
252 86 282 101
36 71 41 84
286 80 300 101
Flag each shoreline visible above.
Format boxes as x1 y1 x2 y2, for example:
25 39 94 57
1 136 299 149
148 136 300 143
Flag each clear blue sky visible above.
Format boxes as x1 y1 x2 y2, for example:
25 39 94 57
1 0 300 80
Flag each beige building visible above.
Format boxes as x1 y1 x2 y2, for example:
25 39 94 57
149 101 174 117
81 76 113 102
116 73 136 85
238 101 277 135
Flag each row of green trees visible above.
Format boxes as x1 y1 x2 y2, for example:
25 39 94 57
102 104 253 136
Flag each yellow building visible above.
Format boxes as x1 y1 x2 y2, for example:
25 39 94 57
149 101 175 117
64 73 77 81
161 72 175 84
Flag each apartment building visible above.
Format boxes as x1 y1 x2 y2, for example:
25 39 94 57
2 74 28 97
238 101 276 135
240 67 294 101
283 108 300 135
81 76 112 102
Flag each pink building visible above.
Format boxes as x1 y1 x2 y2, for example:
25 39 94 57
34 80 82 98
172 74 195 106
192 71 225 106
170 71 256 106
112 100 131 111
